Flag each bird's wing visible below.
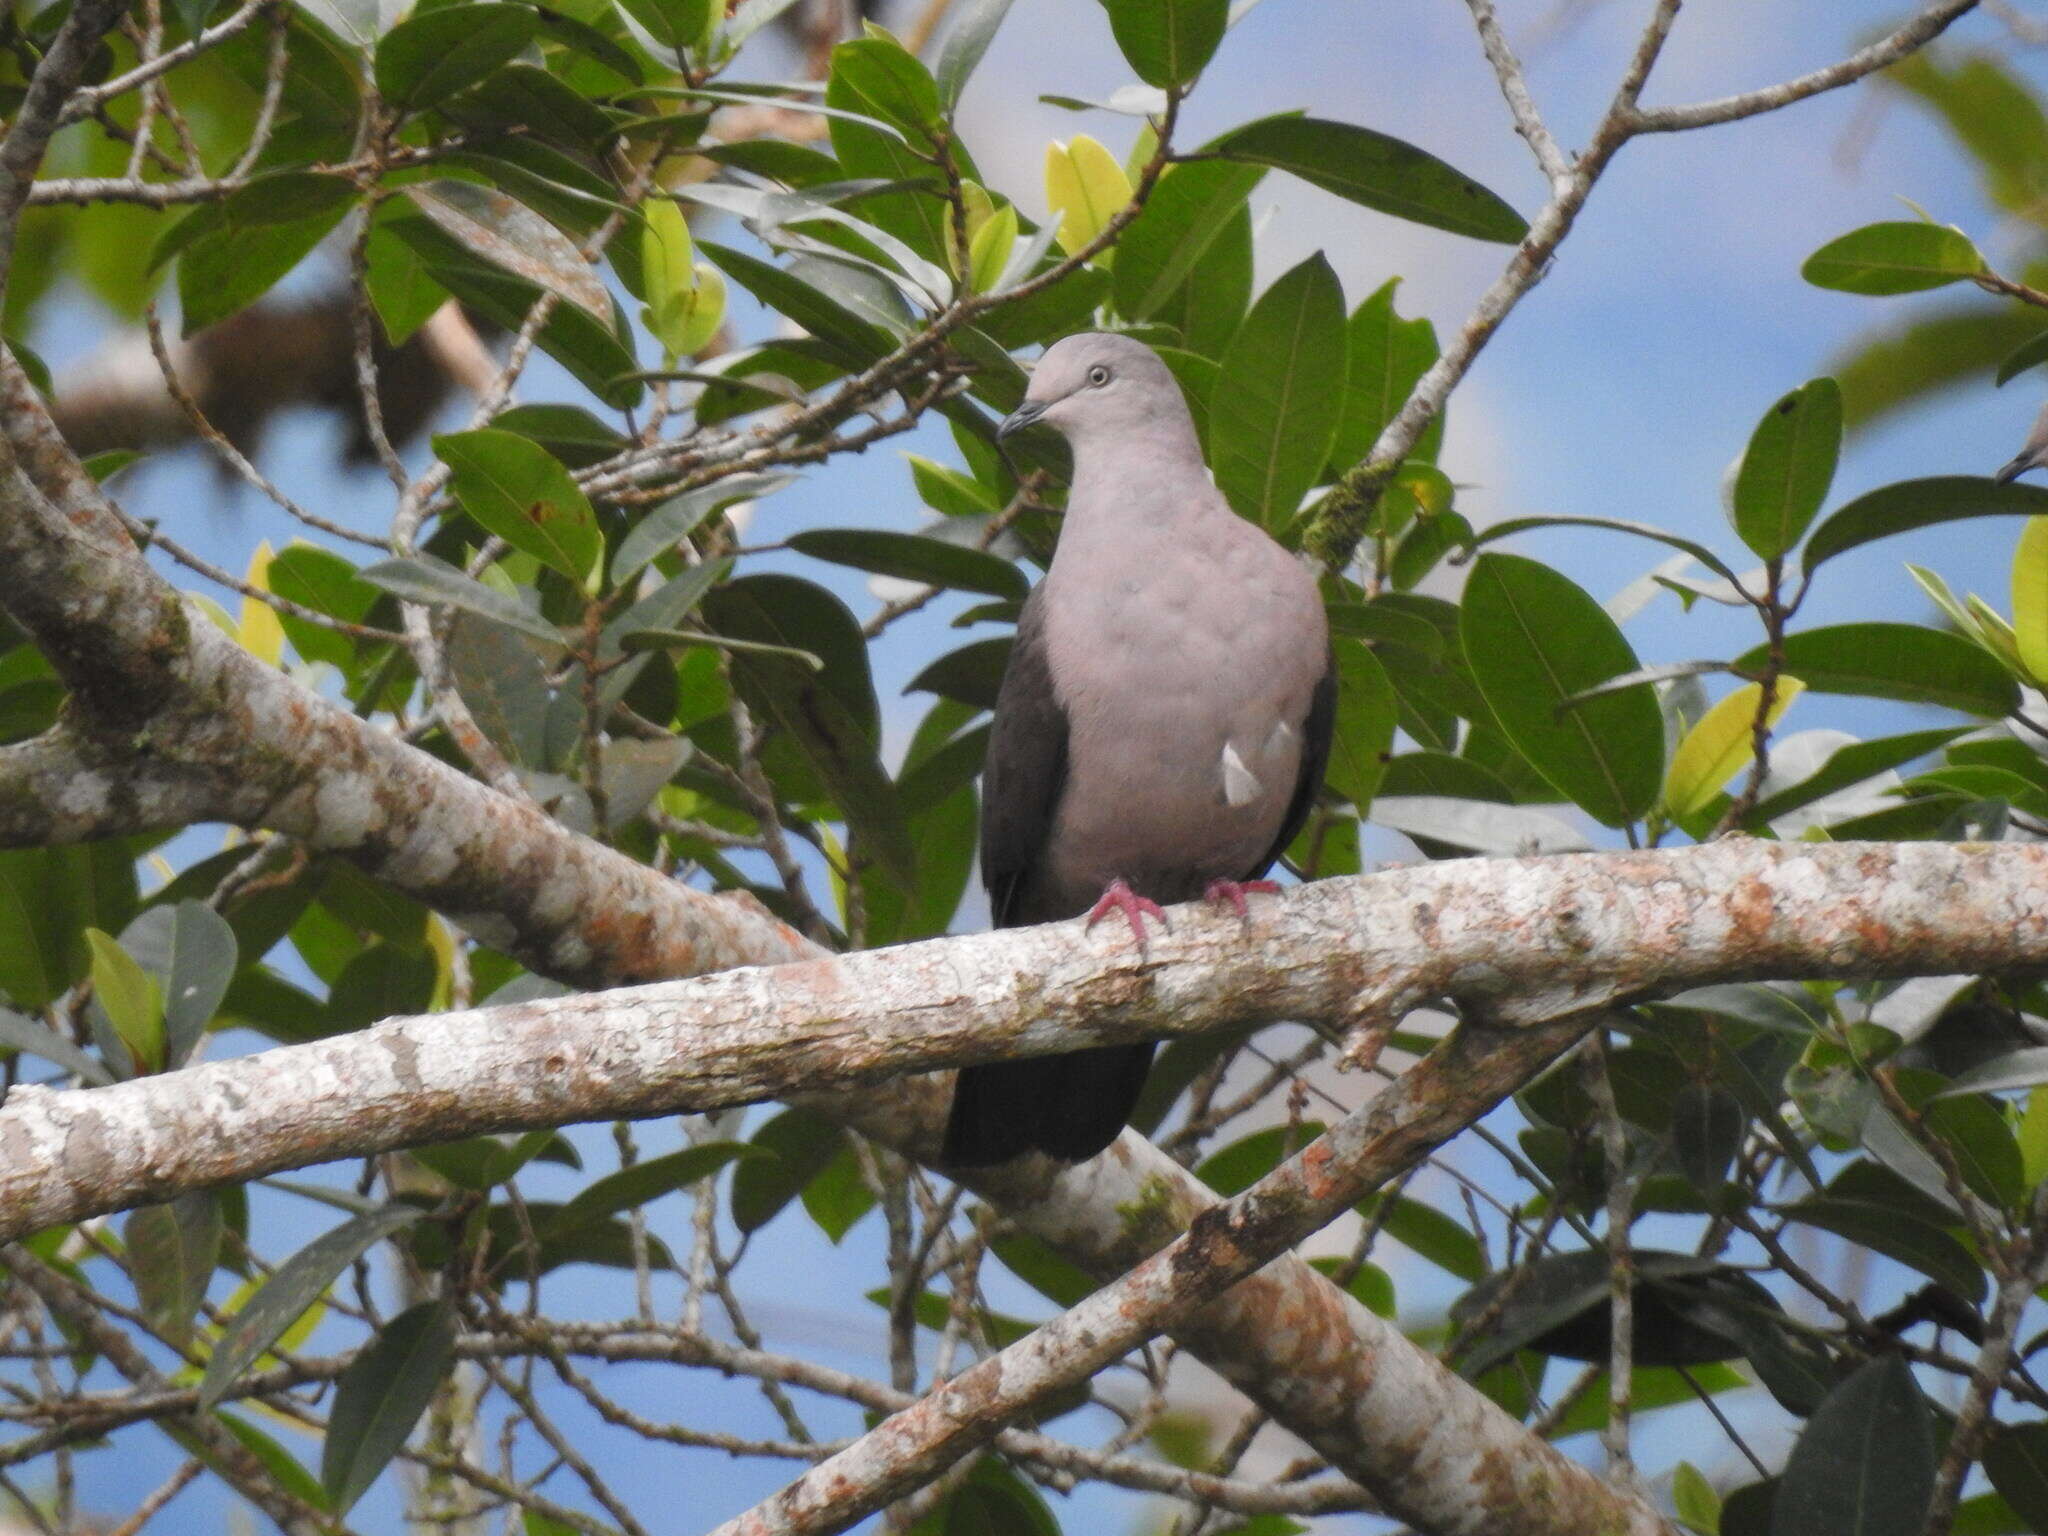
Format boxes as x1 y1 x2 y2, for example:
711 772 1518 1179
979 589 1070 928
1246 648 1337 879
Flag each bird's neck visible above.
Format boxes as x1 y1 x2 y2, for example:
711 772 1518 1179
1059 420 1223 550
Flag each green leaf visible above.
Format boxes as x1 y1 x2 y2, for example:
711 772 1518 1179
1802 221 1984 295
215 1410 329 1511
788 528 1028 600
618 0 714 48
1113 160 1266 321
701 576 915 884
614 474 792 582
1354 1191 1484 1281
381 205 642 409
120 900 236 1069
1211 252 1348 529
1206 114 1526 243
322 1300 456 1515
270 544 381 666
447 616 550 767
934 0 1015 111
1777 1198 1985 1303
1197 1123 1325 1195
830 35 942 143
435 429 602 592
1461 553 1663 826
701 240 897 367
1997 329 2048 388
1803 476 2048 573
166 173 357 334
404 181 612 327
1332 278 1438 470
490 404 628 469
1984 1423 2048 1536
919 1456 1062 1536
552 1143 758 1233
730 1109 846 1234
800 1140 878 1242
906 636 1009 710
1745 727 1967 824
201 1205 423 1410
1100 0 1226 88
1924 1094 2027 1210
125 1192 221 1347
359 556 563 646
1772 1354 1934 1536
410 1131 557 1190
1733 625 2020 717
990 1232 1098 1307
1327 639 1395 814
373 3 538 109
1674 1462 1722 1536
1733 379 1842 560
87 927 163 1074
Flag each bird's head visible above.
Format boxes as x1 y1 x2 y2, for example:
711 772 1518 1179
997 332 1189 450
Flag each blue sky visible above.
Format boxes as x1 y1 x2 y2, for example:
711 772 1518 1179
26 1 2048 1530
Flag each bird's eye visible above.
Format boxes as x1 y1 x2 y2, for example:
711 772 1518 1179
1086 364 1111 386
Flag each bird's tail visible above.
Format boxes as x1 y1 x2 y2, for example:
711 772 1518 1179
942 1043 1155 1166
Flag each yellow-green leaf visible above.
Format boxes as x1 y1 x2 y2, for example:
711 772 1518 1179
2012 516 2048 685
673 261 726 356
2020 1084 2048 1190
1044 135 1130 263
87 927 164 1073
1671 1459 1720 1536
967 200 1017 292
1662 677 1805 818
238 541 285 666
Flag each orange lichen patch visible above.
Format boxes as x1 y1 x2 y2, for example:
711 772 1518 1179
1724 874 1777 946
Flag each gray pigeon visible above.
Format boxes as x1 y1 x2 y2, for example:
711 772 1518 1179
1997 398 2048 485
942 333 1336 1166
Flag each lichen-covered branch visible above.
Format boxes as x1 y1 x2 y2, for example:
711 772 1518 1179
5 838 2042 1242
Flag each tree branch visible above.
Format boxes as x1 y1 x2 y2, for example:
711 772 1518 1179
0 0 134 313
713 1011 1648 1536
5 837 2043 1239
1626 0 1979 133
1301 0 1979 573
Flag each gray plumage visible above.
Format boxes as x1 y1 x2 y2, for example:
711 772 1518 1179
943 333 1335 1167
1996 398 2048 485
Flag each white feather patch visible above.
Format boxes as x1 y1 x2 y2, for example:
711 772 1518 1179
1221 743 1263 807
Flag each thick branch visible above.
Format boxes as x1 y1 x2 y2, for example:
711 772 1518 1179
2 838 2040 1240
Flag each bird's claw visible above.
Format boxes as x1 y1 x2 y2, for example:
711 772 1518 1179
1203 878 1281 920
1085 878 1168 952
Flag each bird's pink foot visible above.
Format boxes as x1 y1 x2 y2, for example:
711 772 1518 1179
1204 878 1281 920
1085 878 1168 951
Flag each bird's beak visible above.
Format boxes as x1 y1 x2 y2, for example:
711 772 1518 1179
997 399 1048 440
1997 454 2034 486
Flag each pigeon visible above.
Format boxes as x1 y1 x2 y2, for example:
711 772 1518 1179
942 332 1336 1166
